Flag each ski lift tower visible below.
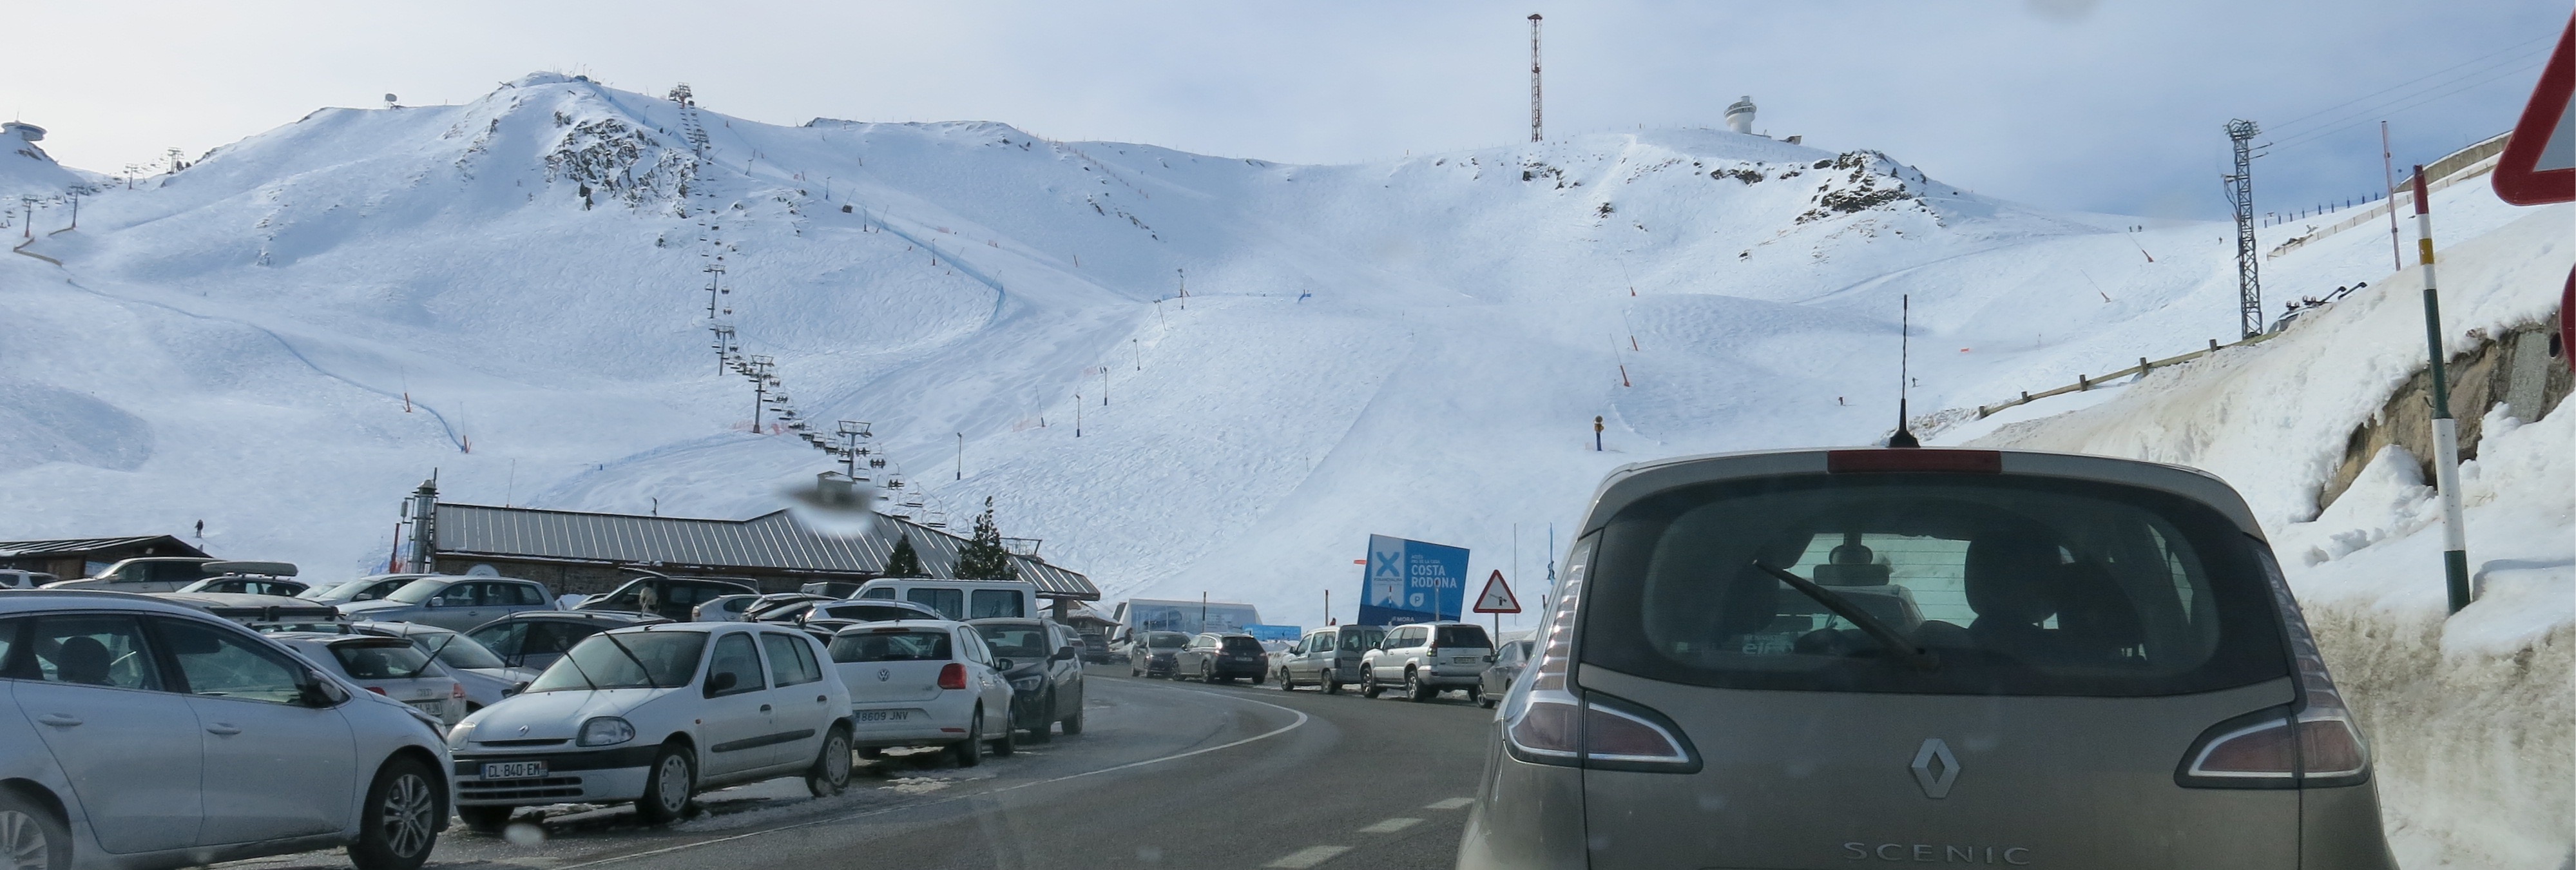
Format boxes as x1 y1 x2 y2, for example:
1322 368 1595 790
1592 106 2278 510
2225 119 2264 338
1528 14 1544 143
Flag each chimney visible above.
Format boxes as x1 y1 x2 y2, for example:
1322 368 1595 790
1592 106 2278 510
405 476 439 573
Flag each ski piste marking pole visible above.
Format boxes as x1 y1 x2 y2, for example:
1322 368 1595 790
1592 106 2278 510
2412 167 2472 614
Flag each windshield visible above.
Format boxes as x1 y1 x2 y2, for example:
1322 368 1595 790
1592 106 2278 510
328 641 434 680
525 631 706 692
829 630 953 662
976 624 1052 657
384 579 448 604
1581 473 2287 696
410 628 507 670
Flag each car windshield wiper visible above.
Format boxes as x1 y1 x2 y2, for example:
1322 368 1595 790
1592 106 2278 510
1749 561 1939 671
595 631 661 688
406 633 457 679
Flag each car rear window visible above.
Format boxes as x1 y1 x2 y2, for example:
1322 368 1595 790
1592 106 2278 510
977 624 1052 657
1579 473 2288 697
1220 637 1264 654
1434 626 1490 648
1147 632 1188 649
830 630 954 662
331 641 434 679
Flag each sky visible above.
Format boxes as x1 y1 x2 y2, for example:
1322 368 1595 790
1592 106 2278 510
9 1 2566 218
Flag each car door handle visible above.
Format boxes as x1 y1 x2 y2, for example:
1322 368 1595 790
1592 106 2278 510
205 723 242 736
816 695 828 703
759 704 773 712
35 713 81 728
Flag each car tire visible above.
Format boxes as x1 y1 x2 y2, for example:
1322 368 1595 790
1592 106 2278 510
1360 670 1381 699
1477 695 1498 709
1025 691 1055 744
1407 670 1436 702
1251 670 1265 686
457 804 515 834
635 744 696 824
806 726 853 797
0 788 72 870
1466 684 1483 704
1061 697 1085 735
990 713 1017 757
1323 675 1341 695
349 755 443 870
1276 668 1294 690
953 711 986 767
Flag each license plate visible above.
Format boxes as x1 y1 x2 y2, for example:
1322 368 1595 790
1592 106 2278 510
854 710 909 722
1454 657 1483 664
481 760 547 780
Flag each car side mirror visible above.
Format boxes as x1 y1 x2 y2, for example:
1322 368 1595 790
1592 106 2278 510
505 681 530 697
1053 646 1077 661
995 658 1015 671
423 597 445 608
299 670 349 707
706 672 738 695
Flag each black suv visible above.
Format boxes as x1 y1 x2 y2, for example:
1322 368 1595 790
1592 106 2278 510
1177 633 1268 684
969 617 1089 742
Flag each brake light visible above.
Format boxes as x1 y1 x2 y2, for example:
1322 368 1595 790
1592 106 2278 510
1504 693 1699 772
452 682 466 699
2179 555 2370 788
365 686 387 695
1826 449 2002 473
937 662 968 690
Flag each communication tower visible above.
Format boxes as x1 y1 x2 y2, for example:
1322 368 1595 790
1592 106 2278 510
1528 14 1544 143
2224 119 2263 338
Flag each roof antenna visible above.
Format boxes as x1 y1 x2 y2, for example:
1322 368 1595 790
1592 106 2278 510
1887 294 1920 448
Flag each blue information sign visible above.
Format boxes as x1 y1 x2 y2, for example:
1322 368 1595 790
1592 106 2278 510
1358 534 1470 626
1242 624 1303 643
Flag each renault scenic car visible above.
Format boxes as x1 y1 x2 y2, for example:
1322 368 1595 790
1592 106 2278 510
1458 447 2394 870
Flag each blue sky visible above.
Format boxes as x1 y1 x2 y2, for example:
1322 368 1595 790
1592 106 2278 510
12 1 2564 218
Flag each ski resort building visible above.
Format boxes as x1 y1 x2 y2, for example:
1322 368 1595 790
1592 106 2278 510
401 484 1099 615
0 535 209 580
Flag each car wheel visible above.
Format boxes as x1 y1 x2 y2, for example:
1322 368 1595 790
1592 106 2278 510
1251 669 1265 686
349 755 443 870
806 726 853 797
0 788 71 870
1323 674 1341 695
1407 670 1435 702
953 710 986 767
1276 668 1294 690
457 805 515 834
1061 696 1085 735
635 745 696 824
1360 671 1381 699
1478 695 1498 709
990 712 1017 757
1025 691 1055 744
1466 684 1483 704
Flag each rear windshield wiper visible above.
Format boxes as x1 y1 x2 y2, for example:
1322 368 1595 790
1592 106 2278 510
406 633 457 679
1749 561 1939 671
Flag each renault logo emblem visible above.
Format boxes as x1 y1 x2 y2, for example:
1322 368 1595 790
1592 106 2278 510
877 668 892 682
515 724 530 736
1911 738 1959 799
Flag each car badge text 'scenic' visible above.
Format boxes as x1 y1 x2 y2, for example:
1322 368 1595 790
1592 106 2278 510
1911 738 1959 799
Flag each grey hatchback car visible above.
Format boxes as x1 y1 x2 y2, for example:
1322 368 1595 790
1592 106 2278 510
1459 447 2392 870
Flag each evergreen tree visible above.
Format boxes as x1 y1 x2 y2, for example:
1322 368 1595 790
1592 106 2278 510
953 497 1018 581
883 533 926 578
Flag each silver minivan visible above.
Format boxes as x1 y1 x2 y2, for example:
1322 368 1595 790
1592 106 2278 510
1274 624 1385 693
1459 447 2394 869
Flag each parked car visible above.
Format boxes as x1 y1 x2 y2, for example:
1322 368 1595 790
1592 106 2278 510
463 610 669 672
691 594 760 622
1126 630 1188 678
177 575 312 597
1477 638 1534 709
768 599 944 626
1275 624 1385 694
347 621 543 713
826 621 1016 765
968 618 1086 742
447 622 853 831
729 592 839 622
0 569 59 588
44 558 264 593
269 632 468 726
852 578 1039 621
1077 630 1111 664
574 574 756 621
158 591 347 627
338 575 555 631
299 574 432 605
797 580 867 598
0 589 452 870
1174 633 1267 684
1459 447 2396 869
1359 621 1492 702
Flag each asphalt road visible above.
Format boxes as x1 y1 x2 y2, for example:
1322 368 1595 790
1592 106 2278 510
223 664 1495 870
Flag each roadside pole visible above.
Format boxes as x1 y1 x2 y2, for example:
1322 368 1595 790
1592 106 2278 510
2411 168 2472 614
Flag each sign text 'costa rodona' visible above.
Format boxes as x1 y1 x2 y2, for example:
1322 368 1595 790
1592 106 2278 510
1360 534 1470 626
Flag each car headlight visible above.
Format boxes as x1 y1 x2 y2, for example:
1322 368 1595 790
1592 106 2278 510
1009 676 1044 691
578 716 636 747
446 720 477 748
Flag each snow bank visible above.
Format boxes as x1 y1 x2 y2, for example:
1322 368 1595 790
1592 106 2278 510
1963 184 2573 868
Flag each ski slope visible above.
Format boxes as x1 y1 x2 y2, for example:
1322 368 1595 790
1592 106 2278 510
0 72 2523 637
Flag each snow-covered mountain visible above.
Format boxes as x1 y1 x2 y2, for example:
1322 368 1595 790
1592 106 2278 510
0 72 2461 627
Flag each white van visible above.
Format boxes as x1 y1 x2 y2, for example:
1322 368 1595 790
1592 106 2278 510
854 578 1039 621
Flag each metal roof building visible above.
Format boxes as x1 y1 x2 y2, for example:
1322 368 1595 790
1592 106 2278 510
0 536 211 581
427 502 1097 601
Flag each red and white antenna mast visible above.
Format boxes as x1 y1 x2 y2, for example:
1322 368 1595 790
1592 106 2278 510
1528 14 1544 142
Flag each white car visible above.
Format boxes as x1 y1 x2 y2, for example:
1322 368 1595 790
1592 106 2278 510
826 620 1017 766
1358 621 1497 702
270 632 470 726
350 621 543 713
445 622 854 831
0 590 452 870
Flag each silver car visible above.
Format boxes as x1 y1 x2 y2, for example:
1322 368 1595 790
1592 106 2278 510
1458 447 2393 869
271 633 470 726
300 574 432 605
337 575 555 631
0 590 452 870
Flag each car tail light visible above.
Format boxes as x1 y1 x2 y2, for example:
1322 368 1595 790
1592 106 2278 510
1499 539 1700 773
451 682 466 699
365 686 387 695
2179 556 2370 788
938 662 968 690
1827 449 2003 474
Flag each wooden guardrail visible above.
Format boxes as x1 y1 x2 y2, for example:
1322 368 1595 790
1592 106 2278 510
1972 330 2284 420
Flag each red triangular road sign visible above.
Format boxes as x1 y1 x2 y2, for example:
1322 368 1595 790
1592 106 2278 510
1472 570 1522 614
2494 13 2575 206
